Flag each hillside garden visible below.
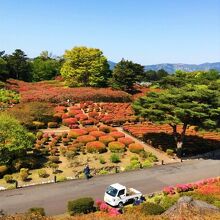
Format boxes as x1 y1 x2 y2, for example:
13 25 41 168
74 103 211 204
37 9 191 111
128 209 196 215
0 46 219 190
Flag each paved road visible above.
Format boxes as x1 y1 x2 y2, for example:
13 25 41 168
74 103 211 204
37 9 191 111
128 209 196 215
0 159 220 215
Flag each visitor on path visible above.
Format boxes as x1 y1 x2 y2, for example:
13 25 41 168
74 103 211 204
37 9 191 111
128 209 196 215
83 164 91 180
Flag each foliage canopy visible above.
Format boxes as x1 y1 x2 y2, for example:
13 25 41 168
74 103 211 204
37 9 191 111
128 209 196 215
0 113 35 165
61 46 110 87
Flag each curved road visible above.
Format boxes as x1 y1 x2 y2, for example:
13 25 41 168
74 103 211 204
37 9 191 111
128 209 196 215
0 159 220 215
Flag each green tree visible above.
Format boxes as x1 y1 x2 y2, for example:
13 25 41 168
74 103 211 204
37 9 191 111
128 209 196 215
0 113 35 165
0 58 9 81
144 69 168 82
111 59 145 91
61 46 110 87
132 85 220 156
158 70 220 88
5 49 32 81
31 54 61 82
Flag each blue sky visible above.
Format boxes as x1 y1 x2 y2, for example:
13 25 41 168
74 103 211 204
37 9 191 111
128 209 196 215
0 0 220 64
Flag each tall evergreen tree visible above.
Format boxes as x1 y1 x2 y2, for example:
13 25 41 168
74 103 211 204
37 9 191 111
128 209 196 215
6 49 31 81
111 59 144 91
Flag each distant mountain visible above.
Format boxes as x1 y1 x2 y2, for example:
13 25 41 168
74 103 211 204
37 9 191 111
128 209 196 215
108 61 220 73
144 62 220 73
108 61 116 70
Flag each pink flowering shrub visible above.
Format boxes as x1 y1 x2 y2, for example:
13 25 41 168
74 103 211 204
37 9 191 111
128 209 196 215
163 186 175 195
95 199 120 217
163 177 220 195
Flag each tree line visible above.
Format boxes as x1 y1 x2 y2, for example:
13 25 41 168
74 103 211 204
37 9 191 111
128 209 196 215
0 47 169 91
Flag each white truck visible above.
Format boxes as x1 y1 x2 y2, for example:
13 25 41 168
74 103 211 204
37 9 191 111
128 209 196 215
104 183 142 207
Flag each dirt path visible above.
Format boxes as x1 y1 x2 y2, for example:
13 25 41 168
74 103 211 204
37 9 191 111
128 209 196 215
40 126 70 134
117 127 179 164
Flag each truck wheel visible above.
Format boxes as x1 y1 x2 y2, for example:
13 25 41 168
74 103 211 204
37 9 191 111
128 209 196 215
118 202 123 208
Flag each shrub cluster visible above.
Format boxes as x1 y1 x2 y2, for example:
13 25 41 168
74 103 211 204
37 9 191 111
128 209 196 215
77 135 96 144
128 143 144 153
86 141 106 153
67 197 94 215
99 135 115 144
108 141 126 153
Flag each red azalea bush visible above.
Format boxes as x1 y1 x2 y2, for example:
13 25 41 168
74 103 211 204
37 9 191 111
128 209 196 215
118 137 134 146
77 135 96 144
81 119 96 126
7 79 131 103
84 126 98 132
88 111 99 118
62 117 78 126
75 114 88 121
99 125 115 133
54 106 67 113
86 141 106 153
89 131 106 139
99 135 115 145
128 143 144 153
68 129 88 138
109 131 125 139
108 141 126 153
68 109 83 117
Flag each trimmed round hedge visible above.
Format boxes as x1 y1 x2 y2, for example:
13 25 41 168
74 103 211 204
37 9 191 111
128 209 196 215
89 131 106 139
118 137 134 146
128 143 144 153
99 135 115 145
68 129 88 138
77 135 96 144
86 141 106 153
109 131 125 139
68 197 94 215
108 141 126 153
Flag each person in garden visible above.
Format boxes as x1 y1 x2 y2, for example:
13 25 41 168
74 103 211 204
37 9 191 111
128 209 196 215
83 164 91 179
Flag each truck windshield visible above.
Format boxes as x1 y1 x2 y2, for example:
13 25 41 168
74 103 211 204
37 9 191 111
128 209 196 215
106 186 118 197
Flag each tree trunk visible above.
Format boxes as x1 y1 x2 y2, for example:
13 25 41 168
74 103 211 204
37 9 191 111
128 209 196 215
170 123 188 157
176 123 188 157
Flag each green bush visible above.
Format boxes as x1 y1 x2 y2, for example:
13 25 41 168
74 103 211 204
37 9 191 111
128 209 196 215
28 207 45 216
130 156 139 161
4 174 13 183
36 131 43 140
141 202 165 215
48 122 58 128
12 157 38 171
99 156 106 164
148 153 158 162
38 169 48 178
125 159 141 171
57 176 67 182
48 156 59 163
166 149 174 156
110 153 120 163
66 151 77 160
20 168 29 181
67 197 94 215
142 160 153 168
157 195 179 210
0 165 8 178
99 169 109 175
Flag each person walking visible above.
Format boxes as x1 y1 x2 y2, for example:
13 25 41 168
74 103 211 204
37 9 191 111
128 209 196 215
83 164 90 180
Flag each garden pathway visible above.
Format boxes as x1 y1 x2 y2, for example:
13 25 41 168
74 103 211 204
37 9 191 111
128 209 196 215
117 127 179 164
